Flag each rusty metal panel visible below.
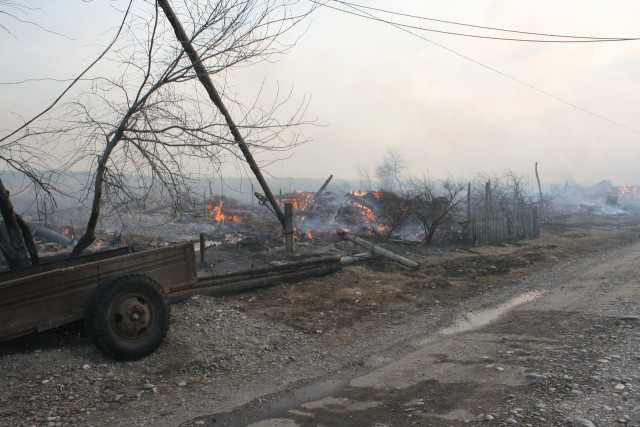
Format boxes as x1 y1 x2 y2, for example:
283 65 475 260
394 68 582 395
0 243 196 341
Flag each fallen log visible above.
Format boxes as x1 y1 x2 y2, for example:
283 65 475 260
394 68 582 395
339 252 374 266
336 229 420 270
169 256 341 302
170 264 339 302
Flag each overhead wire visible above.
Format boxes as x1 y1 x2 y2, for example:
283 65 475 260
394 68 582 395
315 1 640 135
335 0 640 42
323 1 640 43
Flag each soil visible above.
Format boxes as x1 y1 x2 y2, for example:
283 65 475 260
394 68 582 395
1 212 640 426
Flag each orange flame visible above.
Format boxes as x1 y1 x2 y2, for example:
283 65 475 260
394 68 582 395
350 200 376 221
618 185 639 195
286 190 314 211
207 200 241 223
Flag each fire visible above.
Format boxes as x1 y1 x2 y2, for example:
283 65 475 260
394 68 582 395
207 200 241 223
61 228 70 236
284 190 315 212
343 191 381 224
353 201 376 221
618 185 639 195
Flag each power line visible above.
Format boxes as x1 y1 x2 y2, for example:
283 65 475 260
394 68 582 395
316 1 640 135
335 0 640 41
322 1 640 43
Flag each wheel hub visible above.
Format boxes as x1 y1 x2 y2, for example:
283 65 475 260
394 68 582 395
112 295 153 341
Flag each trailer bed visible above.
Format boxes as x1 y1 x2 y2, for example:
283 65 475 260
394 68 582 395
0 243 197 343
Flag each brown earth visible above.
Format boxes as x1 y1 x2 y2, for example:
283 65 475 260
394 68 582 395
222 213 640 346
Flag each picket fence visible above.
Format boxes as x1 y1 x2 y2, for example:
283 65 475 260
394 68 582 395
468 207 539 246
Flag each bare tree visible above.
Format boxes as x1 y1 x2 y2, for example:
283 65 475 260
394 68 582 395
0 0 80 267
1 0 316 260
409 175 466 244
504 169 533 208
468 170 535 222
375 148 408 193
0 1 71 38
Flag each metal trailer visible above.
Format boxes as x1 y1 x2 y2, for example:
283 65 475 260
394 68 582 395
0 243 197 360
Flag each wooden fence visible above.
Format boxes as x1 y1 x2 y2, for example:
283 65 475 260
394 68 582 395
468 207 539 246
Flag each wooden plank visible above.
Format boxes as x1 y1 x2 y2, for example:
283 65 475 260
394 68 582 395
0 247 132 282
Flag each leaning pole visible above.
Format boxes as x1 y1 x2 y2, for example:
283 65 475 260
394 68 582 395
158 0 286 226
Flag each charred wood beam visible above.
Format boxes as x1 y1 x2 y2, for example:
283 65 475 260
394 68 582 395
336 229 420 270
172 256 341 292
309 174 333 211
170 264 339 302
169 256 341 302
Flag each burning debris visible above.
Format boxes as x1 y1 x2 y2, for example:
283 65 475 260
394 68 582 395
195 188 422 244
607 185 640 208
207 198 243 223
550 180 640 213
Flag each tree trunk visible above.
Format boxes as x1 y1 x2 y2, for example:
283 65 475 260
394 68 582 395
0 178 33 268
16 214 39 265
69 138 118 258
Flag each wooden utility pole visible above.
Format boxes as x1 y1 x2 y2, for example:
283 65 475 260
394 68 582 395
535 162 544 204
485 180 492 215
158 0 285 226
467 182 471 223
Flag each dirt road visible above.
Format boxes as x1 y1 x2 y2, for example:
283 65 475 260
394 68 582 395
188 237 640 426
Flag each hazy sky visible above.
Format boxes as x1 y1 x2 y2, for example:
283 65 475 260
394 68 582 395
2 1 640 187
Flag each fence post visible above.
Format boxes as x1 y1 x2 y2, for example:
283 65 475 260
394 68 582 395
199 233 206 266
284 202 296 253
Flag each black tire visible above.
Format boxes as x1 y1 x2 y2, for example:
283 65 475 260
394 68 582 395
86 274 170 361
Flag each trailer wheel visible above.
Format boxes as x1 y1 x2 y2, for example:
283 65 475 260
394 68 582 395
86 274 170 361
